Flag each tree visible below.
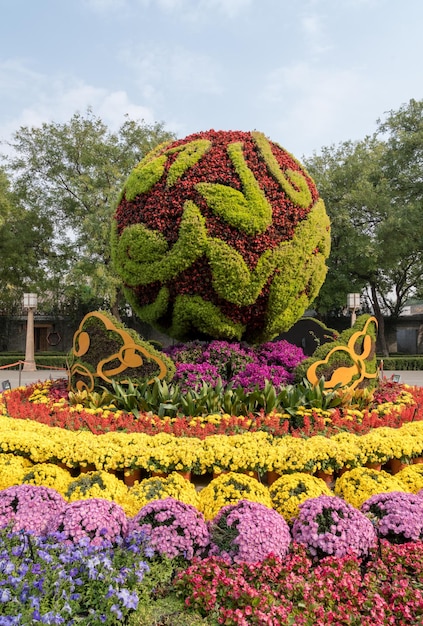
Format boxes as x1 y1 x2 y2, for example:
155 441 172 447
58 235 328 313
0 168 52 313
305 99 423 355
3 109 175 316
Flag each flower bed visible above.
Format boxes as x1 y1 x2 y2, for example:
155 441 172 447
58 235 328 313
1 377 423 624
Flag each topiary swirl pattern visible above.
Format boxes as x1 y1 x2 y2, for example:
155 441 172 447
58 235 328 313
111 129 330 343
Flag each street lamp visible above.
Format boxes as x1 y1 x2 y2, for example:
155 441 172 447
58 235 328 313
23 293 37 372
347 292 361 327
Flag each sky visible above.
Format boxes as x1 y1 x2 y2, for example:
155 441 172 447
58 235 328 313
0 0 422 161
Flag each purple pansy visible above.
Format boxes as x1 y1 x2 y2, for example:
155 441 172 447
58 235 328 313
292 495 377 560
208 499 291 564
128 497 210 560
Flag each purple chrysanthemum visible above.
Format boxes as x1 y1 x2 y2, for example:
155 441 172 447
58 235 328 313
231 363 292 392
208 499 291 564
46 498 128 545
361 491 423 544
0 484 66 535
163 339 305 391
172 362 222 392
292 495 377 559
255 340 305 369
128 497 210 560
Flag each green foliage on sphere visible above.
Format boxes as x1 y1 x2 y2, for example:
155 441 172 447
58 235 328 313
111 130 331 344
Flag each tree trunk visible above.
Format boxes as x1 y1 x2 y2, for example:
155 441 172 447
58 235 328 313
370 282 389 356
110 288 122 322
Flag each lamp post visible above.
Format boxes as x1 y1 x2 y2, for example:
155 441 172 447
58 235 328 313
23 293 37 372
347 292 361 327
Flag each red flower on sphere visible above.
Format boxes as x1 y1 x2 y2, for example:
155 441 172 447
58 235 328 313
112 129 330 343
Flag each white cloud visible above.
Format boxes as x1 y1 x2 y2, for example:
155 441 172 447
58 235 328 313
300 14 331 55
0 59 156 154
82 0 127 13
120 43 223 99
83 0 252 19
259 61 370 154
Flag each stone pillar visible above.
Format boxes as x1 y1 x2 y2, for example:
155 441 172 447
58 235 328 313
23 306 37 372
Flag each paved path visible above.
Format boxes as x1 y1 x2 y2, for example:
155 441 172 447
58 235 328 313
0 367 422 390
0 367 67 391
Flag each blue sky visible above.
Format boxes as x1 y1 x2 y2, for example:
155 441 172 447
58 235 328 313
0 0 422 160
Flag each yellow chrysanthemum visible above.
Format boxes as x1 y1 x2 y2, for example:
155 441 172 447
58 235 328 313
269 472 332 521
64 470 137 516
0 453 33 489
129 472 199 514
271 437 317 474
330 432 366 470
198 471 272 521
396 463 423 494
199 432 273 475
334 467 405 508
21 462 72 496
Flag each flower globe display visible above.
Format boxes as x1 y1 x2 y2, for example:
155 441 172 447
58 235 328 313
111 129 330 343
128 497 210 560
361 491 423 543
208 499 291 563
291 494 377 560
46 498 128 545
0 484 66 535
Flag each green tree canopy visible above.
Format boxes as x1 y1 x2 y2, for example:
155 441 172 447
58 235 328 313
0 167 52 313
3 109 175 316
305 98 423 355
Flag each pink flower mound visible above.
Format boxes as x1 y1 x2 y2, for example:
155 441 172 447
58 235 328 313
46 498 128 545
291 495 377 560
0 484 66 535
208 499 291 563
361 491 423 544
128 497 210 560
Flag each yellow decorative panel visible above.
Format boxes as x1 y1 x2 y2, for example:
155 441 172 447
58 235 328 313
70 311 168 392
307 316 378 391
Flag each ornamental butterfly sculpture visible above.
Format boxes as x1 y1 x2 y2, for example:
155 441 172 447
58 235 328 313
69 311 170 393
111 130 331 343
306 316 378 391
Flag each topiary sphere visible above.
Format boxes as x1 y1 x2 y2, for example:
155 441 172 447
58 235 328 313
111 129 330 343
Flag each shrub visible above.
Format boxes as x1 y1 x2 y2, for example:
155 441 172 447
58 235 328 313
208 499 291 563
0 484 66 535
361 491 423 543
47 498 128 545
128 497 210 560
291 494 377 559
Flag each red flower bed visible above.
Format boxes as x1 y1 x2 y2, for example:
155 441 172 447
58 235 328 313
176 541 423 625
2 379 423 439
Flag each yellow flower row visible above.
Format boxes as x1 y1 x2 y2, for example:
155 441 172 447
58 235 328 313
2 460 423 522
0 414 422 475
